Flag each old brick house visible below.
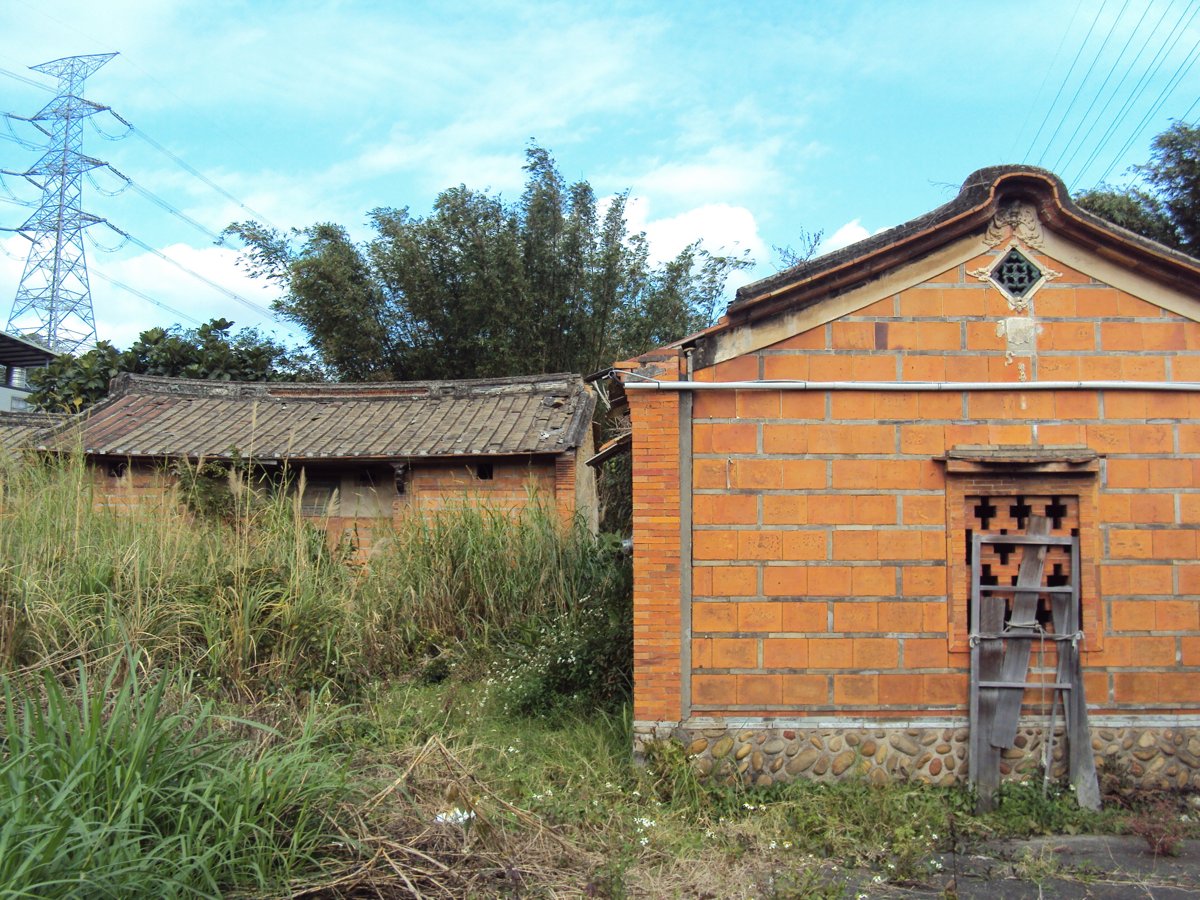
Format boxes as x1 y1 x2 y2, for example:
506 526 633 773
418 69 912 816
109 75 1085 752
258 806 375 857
612 165 1200 796
46 372 597 542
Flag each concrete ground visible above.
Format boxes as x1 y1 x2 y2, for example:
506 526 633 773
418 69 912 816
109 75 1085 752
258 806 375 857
869 836 1200 898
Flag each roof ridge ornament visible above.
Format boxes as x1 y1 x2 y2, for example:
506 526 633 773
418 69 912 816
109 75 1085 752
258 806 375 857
983 200 1044 250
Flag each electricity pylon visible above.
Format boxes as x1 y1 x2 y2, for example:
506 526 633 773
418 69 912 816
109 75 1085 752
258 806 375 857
5 53 116 353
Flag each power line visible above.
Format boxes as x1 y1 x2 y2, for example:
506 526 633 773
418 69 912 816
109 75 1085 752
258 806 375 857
104 164 228 245
102 221 278 321
1044 0 1134 172
1054 0 1164 180
1023 0 1113 162
1070 0 1200 185
0 65 54 93
107 110 280 230
1095 31 1200 183
89 267 202 326
1 113 43 149
1009 0 1087 160
1182 92 1200 122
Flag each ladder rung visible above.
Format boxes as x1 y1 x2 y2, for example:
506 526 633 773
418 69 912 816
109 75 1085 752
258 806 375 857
971 632 1078 641
977 680 1072 690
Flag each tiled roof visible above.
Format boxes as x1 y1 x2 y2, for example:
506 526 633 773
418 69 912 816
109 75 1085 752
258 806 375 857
0 411 64 455
50 373 595 461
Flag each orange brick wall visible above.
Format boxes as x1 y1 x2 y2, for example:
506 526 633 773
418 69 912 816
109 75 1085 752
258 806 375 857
630 242 1200 727
628 354 686 722
408 457 557 515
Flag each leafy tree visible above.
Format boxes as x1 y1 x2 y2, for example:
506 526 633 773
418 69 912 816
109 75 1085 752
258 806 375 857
28 319 319 412
1076 121 1200 256
228 146 751 380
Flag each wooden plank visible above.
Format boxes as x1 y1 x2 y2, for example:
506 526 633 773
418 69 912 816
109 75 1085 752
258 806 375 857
969 533 982 789
1060 544 1101 810
970 585 1075 595
1050 593 1073 787
973 631 1076 640
974 583 1007 812
989 516 1052 750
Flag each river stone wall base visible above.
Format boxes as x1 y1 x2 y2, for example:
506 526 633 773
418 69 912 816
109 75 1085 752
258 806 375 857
634 724 1200 790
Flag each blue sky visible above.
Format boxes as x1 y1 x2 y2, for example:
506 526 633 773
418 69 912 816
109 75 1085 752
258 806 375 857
0 0 1197 350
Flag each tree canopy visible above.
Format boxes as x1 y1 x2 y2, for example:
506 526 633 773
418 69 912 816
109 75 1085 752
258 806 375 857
228 146 751 381
1076 121 1200 257
28 318 318 412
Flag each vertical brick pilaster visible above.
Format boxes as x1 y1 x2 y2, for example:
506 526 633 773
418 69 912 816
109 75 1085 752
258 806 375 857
628 353 685 723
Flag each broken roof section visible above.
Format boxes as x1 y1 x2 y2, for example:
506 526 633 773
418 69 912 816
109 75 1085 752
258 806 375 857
49 372 596 462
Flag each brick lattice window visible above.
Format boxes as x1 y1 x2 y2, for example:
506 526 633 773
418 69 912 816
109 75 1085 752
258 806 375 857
945 466 1100 653
990 248 1042 298
966 494 1079 629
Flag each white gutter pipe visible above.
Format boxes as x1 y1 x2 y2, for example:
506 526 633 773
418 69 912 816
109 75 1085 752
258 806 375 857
622 379 1200 393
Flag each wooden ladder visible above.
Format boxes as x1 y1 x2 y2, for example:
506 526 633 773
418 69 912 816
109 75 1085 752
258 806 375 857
968 515 1100 812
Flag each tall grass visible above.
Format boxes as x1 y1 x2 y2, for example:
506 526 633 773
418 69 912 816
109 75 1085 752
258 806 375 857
359 495 629 663
0 655 347 898
0 454 630 698
0 454 356 690
0 454 632 895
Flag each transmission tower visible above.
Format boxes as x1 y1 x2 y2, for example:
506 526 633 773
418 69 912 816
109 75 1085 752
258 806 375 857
4 53 116 353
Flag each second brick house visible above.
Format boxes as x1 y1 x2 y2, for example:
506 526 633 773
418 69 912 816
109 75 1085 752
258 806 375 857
612 165 1200 799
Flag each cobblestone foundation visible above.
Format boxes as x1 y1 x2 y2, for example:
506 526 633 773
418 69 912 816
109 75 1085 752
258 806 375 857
634 724 1200 789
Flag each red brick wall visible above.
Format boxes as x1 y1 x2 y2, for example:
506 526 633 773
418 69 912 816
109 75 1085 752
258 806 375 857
89 455 569 551
630 242 1200 725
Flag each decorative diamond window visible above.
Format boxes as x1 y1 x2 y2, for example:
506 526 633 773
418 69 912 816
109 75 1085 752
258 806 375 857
990 248 1042 298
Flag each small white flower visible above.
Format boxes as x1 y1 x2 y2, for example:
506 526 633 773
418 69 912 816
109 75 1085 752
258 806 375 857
872 875 884 884
639 836 649 846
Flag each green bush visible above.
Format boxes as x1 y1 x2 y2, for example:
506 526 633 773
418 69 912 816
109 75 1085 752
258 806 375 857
492 545 633 717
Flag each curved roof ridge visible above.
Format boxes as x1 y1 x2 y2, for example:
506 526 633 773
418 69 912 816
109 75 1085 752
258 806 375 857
730 164 1200 315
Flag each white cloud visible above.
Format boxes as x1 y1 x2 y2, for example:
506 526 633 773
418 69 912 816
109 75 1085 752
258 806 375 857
819 219 872 254
623 140 788 212
625 196 767 267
